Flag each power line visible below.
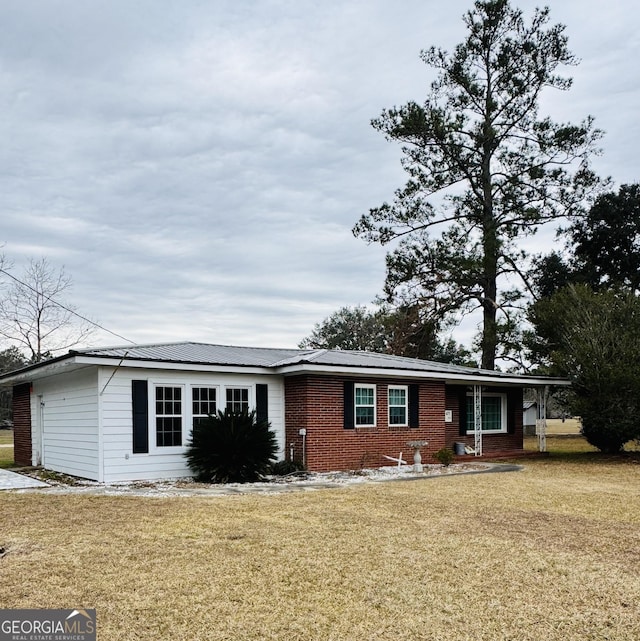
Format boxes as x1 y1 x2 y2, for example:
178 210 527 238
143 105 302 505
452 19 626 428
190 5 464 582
0 267 136 346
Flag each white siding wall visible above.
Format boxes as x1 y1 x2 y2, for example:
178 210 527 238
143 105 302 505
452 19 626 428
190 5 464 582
99 367 285 483
32 368 100 480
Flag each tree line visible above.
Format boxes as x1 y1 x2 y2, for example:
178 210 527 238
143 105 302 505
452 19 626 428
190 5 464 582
300 0 640 453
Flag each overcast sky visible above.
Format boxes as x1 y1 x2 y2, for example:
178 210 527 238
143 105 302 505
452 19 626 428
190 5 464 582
0 0 638 353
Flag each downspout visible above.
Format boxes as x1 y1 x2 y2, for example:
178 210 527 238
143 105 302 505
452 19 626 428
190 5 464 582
97 367 105 483
299 428 307 467
36 394 44 467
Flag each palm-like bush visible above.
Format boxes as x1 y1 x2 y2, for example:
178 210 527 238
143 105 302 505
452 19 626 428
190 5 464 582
185 409 278 483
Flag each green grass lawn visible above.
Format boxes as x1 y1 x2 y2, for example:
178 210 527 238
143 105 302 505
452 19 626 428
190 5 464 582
1 437 639 641
0 429 13 468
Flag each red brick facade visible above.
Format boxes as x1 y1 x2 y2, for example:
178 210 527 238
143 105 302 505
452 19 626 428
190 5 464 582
284 375 448 472
285 376 524 472
12 383 32 466
445 385 524 454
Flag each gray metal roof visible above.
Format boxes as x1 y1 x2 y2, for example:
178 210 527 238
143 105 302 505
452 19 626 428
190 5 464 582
71 342 552 380
0 341 568 386
301 349 485 375
69 341 489 374
72 342 311 368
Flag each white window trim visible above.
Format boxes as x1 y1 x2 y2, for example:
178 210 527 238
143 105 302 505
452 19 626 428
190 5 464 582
191 384 220 425
355 383 377 427
224 386 253 413
144 383 258 455
150 382 186 453
466 392 507 434
388 385 408 427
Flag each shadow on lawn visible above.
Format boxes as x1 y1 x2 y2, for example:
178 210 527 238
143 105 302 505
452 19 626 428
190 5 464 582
525 435 640 465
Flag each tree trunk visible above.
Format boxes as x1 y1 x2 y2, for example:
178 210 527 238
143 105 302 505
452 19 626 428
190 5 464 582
481 204 498 370
480 88 497 371
481 277 498 370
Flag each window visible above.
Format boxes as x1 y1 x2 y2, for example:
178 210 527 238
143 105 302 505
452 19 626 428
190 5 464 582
155 386 183 447
466 394 506 433
388 385 408 426
355 384 376 426
192 387 217 427
226 387 249 413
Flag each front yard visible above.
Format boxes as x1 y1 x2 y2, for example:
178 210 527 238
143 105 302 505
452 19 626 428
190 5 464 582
1 438 639 640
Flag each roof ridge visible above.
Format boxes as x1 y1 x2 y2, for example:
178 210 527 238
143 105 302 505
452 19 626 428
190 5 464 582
269 348 325 367
75 340 192 353
304 348 329 362
76 341 311 355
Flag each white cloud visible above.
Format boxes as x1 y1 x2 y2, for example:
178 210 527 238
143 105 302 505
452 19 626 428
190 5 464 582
0 0 637 353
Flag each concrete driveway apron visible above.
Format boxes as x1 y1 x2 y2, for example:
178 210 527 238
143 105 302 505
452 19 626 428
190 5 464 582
0 469 49 490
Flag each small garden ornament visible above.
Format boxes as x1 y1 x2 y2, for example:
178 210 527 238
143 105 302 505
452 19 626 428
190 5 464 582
407 440 428 472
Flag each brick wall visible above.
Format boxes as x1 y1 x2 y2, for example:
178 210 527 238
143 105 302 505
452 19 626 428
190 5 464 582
284 375 447 472
12 383 32 466
445 385 523 453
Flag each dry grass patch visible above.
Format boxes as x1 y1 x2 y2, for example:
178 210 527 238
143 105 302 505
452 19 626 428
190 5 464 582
0 430 13 468
1 452 639 640
545 418 582 434
0 450 13 468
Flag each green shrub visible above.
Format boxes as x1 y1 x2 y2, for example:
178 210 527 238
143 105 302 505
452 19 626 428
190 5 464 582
184 409 279 483
579 403 638 454
433 447 454 467
268 459 306 476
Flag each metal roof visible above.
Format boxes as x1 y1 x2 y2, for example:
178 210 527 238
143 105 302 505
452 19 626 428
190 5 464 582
71 342 311 368
0 341 569 386
67 342 512 376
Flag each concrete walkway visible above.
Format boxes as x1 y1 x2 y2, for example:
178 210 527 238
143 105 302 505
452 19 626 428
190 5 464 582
0 468 50 490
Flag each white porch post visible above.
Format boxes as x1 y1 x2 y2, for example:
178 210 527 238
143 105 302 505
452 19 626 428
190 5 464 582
473 384 483 457
536 385 549 452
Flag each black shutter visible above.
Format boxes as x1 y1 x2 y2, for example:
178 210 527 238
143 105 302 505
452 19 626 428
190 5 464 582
256 384 269 424
343 381 355 429
132 380 149 454
458 387 468 436
408 384 419 428
507 389 517 434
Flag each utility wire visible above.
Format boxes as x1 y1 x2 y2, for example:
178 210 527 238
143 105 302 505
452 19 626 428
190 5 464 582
0 267 136 346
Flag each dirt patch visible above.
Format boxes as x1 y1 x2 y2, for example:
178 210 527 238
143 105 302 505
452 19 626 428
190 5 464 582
20 463 496 496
